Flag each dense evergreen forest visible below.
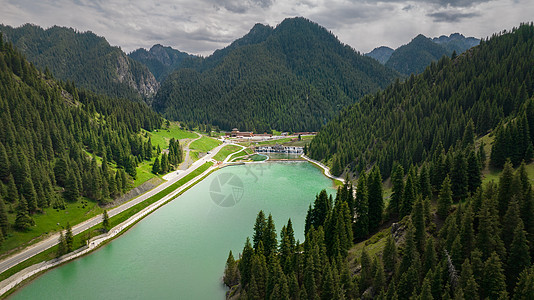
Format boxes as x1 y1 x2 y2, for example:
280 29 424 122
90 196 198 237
0 35 167 243
309 24 534 179
152 17 399 133
0 24 159 102
367 33 479 75
224 24 534 299
225 157 534 299
385 34 451 75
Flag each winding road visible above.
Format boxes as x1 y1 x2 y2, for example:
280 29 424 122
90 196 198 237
0 136 226 275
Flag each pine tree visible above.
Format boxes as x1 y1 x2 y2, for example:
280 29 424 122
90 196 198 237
467 150 482 194
497 160 514 217
0 142 9 180
263 214 277 259
401 171 416 218
502 199 521 251
420 164 432 201
451 152 468 201
22 177 38 213
57 231 67 258
506 221 531 291
359 248 373 292
224 250 238 288
160 153 168 174
152 156 160 175
423 238 437 276
482 252 508 299
102 209 109 232
462 120 476 149
438 175 452 219
460 204 475 259
63 169 80 202
14 195 33 231
374 258 386 293
6 175 18 203
253 210 266 250
65 222 74 252
478 141 486 168
390 163 404 217
512 266 534 300
412 195 426 253
368 166 383 232
0 195 8 235
383 233 397 272
419 273 434 300
239 237 254 287
354 173 369 240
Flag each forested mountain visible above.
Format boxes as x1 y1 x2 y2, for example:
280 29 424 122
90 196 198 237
128 44 194 82
432 33 480 54
0 35 162 240
225 24 534 300
309 24 534 179
365 46 394 64
385 34 452 75
367 33 479 75
0 24 159 101
152 17 399 132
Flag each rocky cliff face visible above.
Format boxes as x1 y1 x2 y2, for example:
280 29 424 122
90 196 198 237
116 54 159 101
0 23 159 102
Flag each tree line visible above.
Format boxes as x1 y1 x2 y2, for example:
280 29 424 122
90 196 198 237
308 23 534 179
0 34 162 245
224 152 534 299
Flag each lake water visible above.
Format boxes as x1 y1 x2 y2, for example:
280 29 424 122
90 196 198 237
11 162 334 299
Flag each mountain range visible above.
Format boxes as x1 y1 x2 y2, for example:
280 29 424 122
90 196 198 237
152 18 399 132
128 44 194 82
366 33 480 75
0 24 159 102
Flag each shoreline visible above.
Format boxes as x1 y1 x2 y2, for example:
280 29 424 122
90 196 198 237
300 154 345 184
0 150 335 297
0 162 220 297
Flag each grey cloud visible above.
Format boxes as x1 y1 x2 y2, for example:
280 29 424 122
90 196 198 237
377 0 493 8
214 0 274 13
428 11 480 22
308 2 395 29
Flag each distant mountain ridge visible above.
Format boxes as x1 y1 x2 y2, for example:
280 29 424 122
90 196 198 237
0 23 159 101
129 44 194 82
366 33 480 75
152 17 400 132
365 46 394 64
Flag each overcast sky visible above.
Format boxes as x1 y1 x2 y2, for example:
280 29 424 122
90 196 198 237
1 0 533 56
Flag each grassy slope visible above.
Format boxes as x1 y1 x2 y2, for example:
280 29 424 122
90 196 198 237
190 136 222 152
0 124 198 257
213 145 242 161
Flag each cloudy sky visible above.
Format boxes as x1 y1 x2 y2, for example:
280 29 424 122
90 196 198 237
1 0 533 56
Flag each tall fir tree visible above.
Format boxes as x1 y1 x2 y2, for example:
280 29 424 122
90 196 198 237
482 252 508 299
354 173 369 240
367 166 383 232
390 163 404 217
438 175 453 219
450 151 468 202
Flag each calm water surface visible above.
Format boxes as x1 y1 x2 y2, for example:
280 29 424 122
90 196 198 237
11 162 334 299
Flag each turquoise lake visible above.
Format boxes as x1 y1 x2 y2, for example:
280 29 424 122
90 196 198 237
11 162 334 299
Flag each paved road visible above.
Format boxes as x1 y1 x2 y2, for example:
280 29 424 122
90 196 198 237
179 132 201 171
0 139 226 275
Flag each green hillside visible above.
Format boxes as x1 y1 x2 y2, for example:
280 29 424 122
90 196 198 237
152 17 400 132
0 36 165 253
309 24 534 179
0 24 158 101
